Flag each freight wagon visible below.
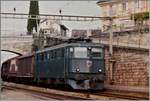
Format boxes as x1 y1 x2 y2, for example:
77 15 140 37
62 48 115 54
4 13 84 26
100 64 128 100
1 54 35 82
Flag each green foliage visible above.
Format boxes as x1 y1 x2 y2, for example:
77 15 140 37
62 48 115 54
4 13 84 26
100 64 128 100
131 12 149 21
27 1 40 34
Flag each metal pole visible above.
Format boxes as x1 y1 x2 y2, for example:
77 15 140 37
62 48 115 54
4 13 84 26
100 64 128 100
36 15 40 50
109 4 113 56
108 4 114 83
109 18 113 56
32 15 40 51
36 15 39 36
109 17 114 84
148 0 150 78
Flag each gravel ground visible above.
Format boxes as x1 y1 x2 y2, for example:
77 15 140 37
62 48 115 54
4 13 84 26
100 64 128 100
1 88 53 100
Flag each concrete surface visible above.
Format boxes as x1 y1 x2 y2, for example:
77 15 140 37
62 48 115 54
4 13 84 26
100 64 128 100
1 87 53 101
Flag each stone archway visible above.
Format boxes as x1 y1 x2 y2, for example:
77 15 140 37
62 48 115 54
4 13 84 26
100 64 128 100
1 50 22 56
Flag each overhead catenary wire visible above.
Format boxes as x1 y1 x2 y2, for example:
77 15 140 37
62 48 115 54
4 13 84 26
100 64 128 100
0 12 114 21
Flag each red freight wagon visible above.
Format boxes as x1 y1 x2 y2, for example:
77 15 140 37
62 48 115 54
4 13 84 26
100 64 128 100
1 59 11 80
1 56 20 81
17 54 35 78
1 54 35 82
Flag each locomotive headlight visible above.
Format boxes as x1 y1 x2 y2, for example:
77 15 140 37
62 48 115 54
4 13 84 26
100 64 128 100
76 68 80 72
98 69 102 72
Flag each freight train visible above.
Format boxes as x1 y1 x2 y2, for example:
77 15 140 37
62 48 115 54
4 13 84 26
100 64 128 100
1 38 105 90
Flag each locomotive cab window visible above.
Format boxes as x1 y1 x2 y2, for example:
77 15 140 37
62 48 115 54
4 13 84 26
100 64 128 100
91 48 102 58
74 47 87 58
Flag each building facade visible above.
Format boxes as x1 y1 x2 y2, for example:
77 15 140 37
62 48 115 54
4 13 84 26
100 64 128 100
31 19 69 50
40 19 69 38
71 29 104 38
97 0 149 32
96 0 149 89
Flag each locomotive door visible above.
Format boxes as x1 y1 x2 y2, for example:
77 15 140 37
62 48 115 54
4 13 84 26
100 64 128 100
64 47 70 81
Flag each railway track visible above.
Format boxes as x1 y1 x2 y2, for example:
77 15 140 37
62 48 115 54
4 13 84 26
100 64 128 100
2 85 88 100
2 82 149 100
92 91 149 100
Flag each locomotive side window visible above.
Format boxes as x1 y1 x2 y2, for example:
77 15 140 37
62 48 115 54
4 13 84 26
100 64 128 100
56 49 61 58
45 52 48 60
41 53 44 61
54 51 57 58
47 52 50 59
38 54 42 62
61 49 64 57
44 52 47 61
49 51 52 59
57 49 64 58
51 51 54 59
51 50 56 59
37 54 39 61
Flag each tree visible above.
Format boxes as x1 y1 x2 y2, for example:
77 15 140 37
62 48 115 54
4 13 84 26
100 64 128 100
27 1 40 35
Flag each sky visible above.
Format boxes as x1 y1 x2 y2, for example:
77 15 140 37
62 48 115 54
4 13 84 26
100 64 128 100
1 0 102 35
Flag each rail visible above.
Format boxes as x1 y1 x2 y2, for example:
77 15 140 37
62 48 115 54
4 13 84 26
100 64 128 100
2 82 149 100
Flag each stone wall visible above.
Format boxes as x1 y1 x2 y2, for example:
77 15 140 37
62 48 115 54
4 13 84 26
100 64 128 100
1 35 33 54
113 32 149 46
91 32 149 49
104 47 149 87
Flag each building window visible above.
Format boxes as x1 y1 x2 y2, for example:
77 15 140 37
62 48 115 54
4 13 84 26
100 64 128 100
46 21 48 25
109 5 113 16
122 2 126 11
135 0 140 8
44 30 47 33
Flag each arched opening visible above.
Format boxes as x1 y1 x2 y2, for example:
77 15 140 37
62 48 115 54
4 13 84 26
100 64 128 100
1 50 22 65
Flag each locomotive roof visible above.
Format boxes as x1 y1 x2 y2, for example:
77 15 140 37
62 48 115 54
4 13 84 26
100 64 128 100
17 53 34 59
36 42 104 54
2 53 34 64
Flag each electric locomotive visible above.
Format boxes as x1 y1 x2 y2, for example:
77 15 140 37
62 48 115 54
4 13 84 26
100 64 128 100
35 38 105 90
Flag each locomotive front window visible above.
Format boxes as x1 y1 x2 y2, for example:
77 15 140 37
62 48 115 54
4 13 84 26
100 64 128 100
91 48 102 58
74 47 87 58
